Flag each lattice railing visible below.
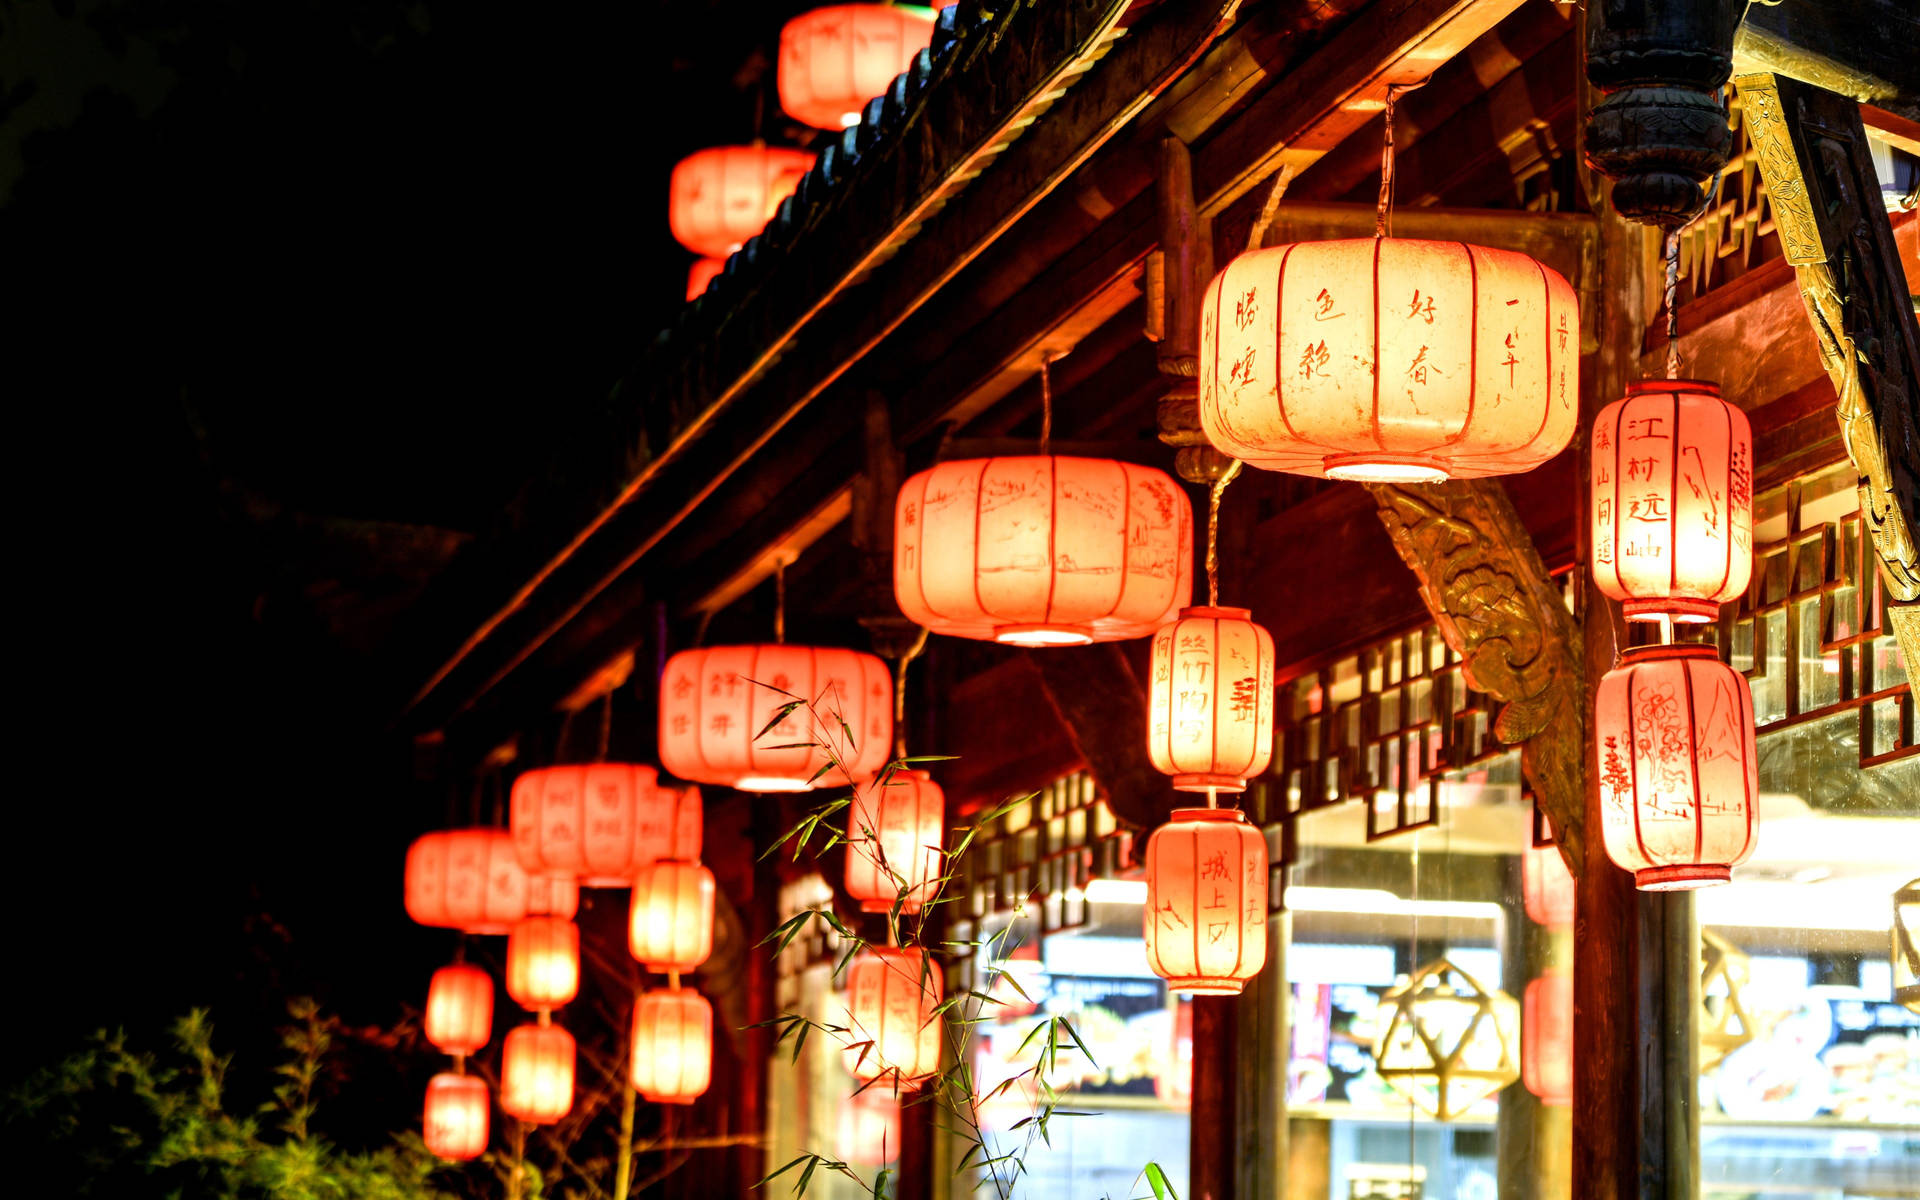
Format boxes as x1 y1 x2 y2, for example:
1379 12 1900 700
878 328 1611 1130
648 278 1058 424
955 770 1130 935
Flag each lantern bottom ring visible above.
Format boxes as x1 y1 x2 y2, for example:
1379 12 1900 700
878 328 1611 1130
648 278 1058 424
1622 597 1722 623
994 623 1094 647
858 899 924 914
643 961 700 974
1323 452 1450 483
1172 774 1248 794
1164 978 1248 996
736 775 816 793
641 1091 697 1106
1636 864 1732 891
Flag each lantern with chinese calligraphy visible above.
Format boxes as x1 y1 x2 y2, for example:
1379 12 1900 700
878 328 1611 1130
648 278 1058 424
1894 878 1918 1013
629 861 715 973
839 1089 901 1166
423 1073 489 1161
1199 239 1578 481
1522 970 1572 1107
657 645 891 791
506 917 580 1011
1372 958 1520 1121
405 828 579 934
893 456 1193 646
511 764 703 886
1142 807 1268 994
687 257 725 301
630 987 712 1105
778 4 934 131
1522 842 1576 930
669 145 815 259
425 964 493 1056
843 947 943 1085
1147 607 1275 792
1595 644 1757 890
500 1022 575 1125
845 770 945 914
1591 380 1753 622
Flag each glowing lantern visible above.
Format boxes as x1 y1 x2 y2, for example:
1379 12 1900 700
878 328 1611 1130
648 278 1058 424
405 828 579 934
1372 958 1520 1121
630 987 713 1105
423 1073 489 1161
1142 807 1268 995
511 764 703 886
778 5 934 131
1595 644 1757 890
500 1022 575 1125
843 947 944 1085
425 964 493 1056
668 145 815 259
845 770 945 914
1522 971 1572 1107
1199 239 1578 481
658 645 891 792
629 861 715 973
687 257 725 301
839 1089 901 1166
1147 607 1275 792
1521 842 1576 929
1591 380 1753 622
506 917 580 1011
1898 878 1920 1013
893 456 1194 646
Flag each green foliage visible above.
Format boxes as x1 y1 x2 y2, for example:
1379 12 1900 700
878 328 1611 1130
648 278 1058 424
4 1001 456 1200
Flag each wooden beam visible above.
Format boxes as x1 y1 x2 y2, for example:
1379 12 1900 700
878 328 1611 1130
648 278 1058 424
1734 0 1920 126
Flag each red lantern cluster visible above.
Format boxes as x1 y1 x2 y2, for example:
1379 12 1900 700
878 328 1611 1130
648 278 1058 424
425 964 493 1057
845 770 946 914
843 947 944 1086
1147 606 1275 793
511 763 702 887
423 1072 490 1161
420 964 493 1161
777 4 935 131
405 828 578 934
629 861 716 974
669 145 814 259
501 1022 576 1125
1522 970 1573 1107
630 987 713 1105
1143 807 1268 995
506 916 580 1012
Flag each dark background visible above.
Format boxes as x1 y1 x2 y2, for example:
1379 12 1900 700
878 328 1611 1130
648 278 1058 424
3 0 826 1083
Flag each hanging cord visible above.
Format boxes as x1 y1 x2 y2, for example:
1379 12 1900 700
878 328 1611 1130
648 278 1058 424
597 688 614 762
773 556 788 645
892 628 929 761
1205 460 1243 609
1375 81 1426 240
1247 163 1297 252
1664 229 1682 380
1037 352 1056 457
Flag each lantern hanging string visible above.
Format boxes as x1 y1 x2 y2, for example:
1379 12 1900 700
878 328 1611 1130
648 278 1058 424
597 688 614 762
1038 352 1056 458
774 556 788 645
1206 458 1243 609
1664 229 1682 380
668 969 680 990
1375 80 1427 240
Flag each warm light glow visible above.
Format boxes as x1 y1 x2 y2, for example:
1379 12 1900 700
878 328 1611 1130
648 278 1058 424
778 5 935 131
839 1089 901 1166
628 861 715 973
1143 807 1268 995
500 1023 576 1125
1200 238 1579 480
668 145 815 259
1591 380 1753 623
405 828 580 935
686 257 726 302
1521 843 1576 929
423 1073 489 1161
424 964 493 1056
894 456 1194 646
1522 971 1572 1107
1897 877 1919 1014
1372 958 1520 1121
506 917 580 1011
630 987 713 1105
1285 886 1505 922
657 645 892 792
845 770 946 914
511 764 702 887
1595 645 1757 891
844 947 944 1086
1148 606 1275 792
1084 877 1149 904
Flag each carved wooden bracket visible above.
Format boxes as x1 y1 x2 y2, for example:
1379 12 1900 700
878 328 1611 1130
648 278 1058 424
1365 479 1588 878
1736 72 1920 671
1028 643 1173 834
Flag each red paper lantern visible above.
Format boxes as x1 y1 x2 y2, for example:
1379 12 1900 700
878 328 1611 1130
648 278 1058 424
893 456 1194 646
425 963 493 1056
506 917 580 1011
1521 843 1576 929
1147 607 1276 792
686 257 725 301
500 1023 575 1125
1200 239 1578 481
1143 807 1268 994
1595 644 1757 890
630 987 713 1105
778 4 935 131
629 861 715 973
658 645 892 792
1591 380 1754 623
405 828 580 934
1522 970 1573 1107
838 1089 901 1166
668 145 815 259
844 947 944 1085
423 1072 489 1161
511 764 703 887
845 770 945 914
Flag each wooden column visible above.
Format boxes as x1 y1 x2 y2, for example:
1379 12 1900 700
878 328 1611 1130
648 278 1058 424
1190 995 1238 1200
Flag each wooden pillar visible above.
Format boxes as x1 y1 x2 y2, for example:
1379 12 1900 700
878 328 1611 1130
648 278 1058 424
1190 994 1238 1200
1235 908 1290 1200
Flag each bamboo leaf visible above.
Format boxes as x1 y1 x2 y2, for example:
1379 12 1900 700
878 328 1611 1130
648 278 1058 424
1145 1162 1179 1200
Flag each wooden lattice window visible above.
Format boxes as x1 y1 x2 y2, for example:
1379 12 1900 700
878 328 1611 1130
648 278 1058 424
955 770 1129 935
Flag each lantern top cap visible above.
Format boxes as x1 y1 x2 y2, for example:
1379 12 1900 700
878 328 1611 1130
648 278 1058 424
923 453 1163 471
1175 605 1255 622
863 767 934 784
1618 642 1722 665
1167 806 1253 825
1625 378 1722 397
